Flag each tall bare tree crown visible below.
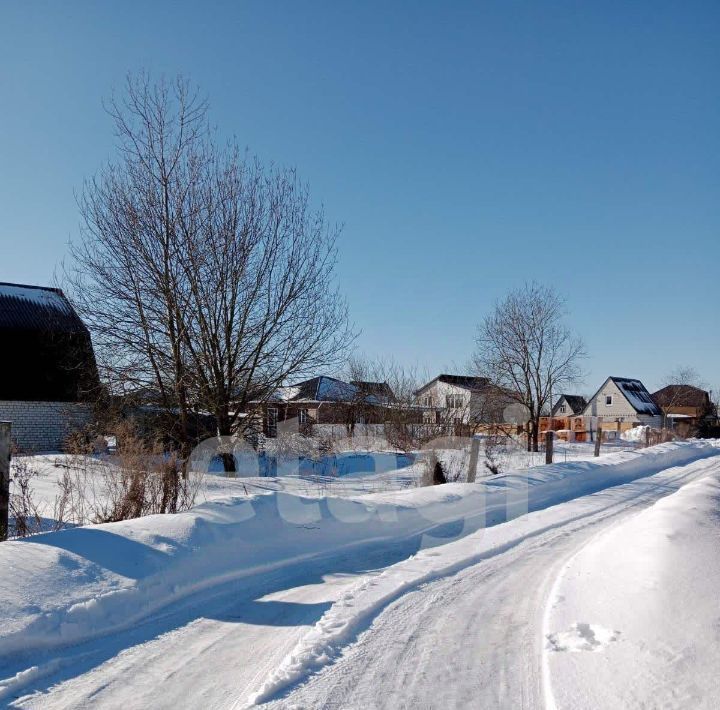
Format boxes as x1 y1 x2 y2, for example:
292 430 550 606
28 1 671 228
473 283 585 451
68 73 354 458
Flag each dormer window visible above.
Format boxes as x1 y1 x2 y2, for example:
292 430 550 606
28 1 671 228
605 395 613 406
559 404 566 414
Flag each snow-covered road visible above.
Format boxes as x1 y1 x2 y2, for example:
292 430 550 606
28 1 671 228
261 454 720 709
4 443 720 709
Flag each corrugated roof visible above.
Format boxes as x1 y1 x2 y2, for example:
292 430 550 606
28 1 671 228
0 283 87 333
437 374 490 389
610 377 662 416
552 394 588 415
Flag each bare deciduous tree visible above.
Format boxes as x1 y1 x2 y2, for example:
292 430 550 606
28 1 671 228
69 73 353 473
473 283 585 452
655 367 713 433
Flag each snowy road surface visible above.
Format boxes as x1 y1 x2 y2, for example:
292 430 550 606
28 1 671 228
3 443 720 709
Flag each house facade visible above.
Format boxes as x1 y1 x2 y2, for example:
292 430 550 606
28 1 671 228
0 282 99 451
541 378 663 442
583 377 662 424
651 385 716 435
579 376 662 439
254 376 391 438
413 374 514 432
551 394 587 417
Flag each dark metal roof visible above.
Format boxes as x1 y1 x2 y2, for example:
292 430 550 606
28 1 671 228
552 394 588 416
584 376 662 417
280 376 359 403
0 282 98 402
436 374 491 390
0 282 87 333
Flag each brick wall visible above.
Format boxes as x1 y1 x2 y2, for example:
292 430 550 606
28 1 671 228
0 401 93 452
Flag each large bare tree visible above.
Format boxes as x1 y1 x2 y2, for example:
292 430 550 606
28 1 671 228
473 283 585 451
69 73 353 470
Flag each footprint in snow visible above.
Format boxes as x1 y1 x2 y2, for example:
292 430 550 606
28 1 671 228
546 623 620 652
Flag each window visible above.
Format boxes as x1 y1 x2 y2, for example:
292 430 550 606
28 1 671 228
267 407 278 437
298 408 308 425
605 395 613 406
446 394 464 409
559 404 567 414
422 395 434 407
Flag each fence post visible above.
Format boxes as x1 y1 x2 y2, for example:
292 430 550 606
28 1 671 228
467 436 481 483
594 425 603 457
0 422 11 542
545 431 554 464
645 427 651 448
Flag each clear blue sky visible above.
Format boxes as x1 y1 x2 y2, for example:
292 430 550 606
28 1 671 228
1 0 718 394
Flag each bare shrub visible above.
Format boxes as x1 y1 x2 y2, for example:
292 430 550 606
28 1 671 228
484 435 505 476
59 422 203 525
9 457 43 538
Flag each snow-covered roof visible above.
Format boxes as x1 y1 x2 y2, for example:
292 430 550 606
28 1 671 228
0 282 85 333
270 376 381 405
585 377 662 417
611 377 662 416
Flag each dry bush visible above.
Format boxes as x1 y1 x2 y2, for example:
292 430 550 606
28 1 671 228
64 426 109 455
59 421 203 525
484 435 505 475
269 432 321 460
9 457 43 537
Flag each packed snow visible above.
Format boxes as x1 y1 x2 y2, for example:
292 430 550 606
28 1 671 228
544 462 720 709
1 440 719 708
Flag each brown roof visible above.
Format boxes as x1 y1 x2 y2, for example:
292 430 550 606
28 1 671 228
652 385 710 409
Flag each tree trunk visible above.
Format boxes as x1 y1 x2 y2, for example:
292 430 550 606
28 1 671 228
531 419 540 452
217 413 237 474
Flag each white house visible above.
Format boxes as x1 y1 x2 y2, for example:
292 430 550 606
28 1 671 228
414 374 508 426
551 394 587 417
582 377 662 428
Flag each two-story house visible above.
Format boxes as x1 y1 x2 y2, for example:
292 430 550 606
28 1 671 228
582 376 662 437
413 374 511 431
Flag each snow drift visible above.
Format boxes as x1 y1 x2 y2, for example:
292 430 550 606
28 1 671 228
545 463 720 709
1 441 718 664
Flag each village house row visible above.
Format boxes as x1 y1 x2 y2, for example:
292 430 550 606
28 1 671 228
0 281 717 451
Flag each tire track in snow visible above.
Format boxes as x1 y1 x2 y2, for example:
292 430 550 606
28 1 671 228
251 454 720 709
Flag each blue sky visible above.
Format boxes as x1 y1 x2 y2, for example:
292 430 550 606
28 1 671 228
1 0 718 394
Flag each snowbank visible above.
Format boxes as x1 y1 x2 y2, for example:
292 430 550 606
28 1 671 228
1 441 717 664
620 425 649 442
545 464 720 709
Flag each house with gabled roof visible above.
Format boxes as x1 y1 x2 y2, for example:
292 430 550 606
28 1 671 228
256 375 389 437
413 374 514 430
651 384 716 434
582 376 663 428
551 394 587 417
